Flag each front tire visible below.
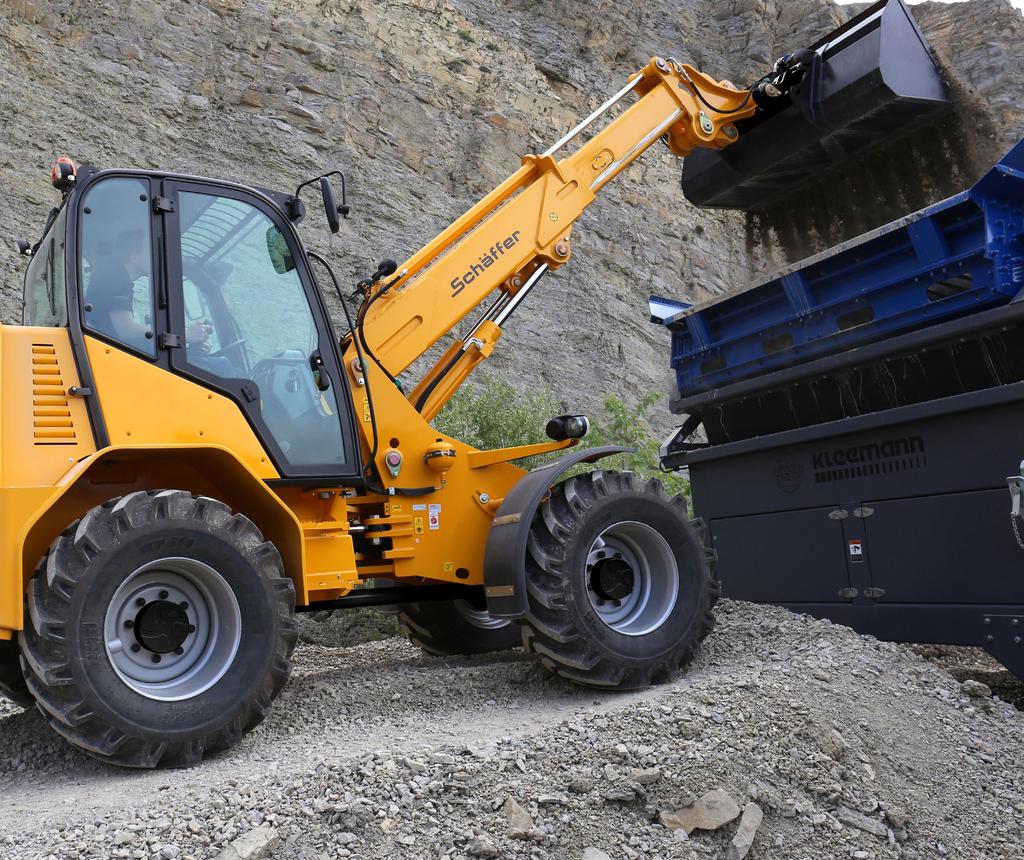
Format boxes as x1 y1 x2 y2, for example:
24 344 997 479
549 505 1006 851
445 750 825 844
398 599 521 656
19 490 298 768
519 471 718 689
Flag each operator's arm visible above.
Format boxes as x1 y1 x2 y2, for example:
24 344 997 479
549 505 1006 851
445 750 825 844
353 57 766 418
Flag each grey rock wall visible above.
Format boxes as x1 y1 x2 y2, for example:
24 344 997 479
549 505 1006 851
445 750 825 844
0 0 1021 431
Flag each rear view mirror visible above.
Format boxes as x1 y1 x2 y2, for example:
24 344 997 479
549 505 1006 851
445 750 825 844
320 177 349 234
266 226 295 274
293 170 351 237
320 178 339 234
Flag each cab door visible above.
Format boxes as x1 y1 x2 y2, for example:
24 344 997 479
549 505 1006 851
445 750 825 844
162 180 360 479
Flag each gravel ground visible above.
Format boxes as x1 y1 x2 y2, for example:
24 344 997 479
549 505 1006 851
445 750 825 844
0 601 1021 860
911 645 1024 711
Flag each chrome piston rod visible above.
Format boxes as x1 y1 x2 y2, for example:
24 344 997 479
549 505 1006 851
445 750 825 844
543 77 643 158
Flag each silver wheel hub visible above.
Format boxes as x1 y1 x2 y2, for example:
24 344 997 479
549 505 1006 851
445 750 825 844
103 558 242 701
454 600 511 631
586 521 679 636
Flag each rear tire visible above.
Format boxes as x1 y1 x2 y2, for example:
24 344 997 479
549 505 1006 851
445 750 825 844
19 490 298 768
398 599 521 656
519 471 718 689
0 638 33 709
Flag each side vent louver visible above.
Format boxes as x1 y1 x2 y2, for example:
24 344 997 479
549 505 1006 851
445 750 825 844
31 343 76 445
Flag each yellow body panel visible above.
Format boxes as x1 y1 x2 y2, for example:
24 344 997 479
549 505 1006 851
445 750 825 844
0 325 96 488
340 345 528 585
84 337 278 478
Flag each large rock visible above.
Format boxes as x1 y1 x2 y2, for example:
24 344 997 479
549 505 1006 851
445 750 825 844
836 806 889 839
215 825 279 860
727 802 764 860
659 788 741 834
503 796 534 839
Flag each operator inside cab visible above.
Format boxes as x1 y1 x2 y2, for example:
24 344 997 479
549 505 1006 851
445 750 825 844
84 228 152 352
84 234 220 361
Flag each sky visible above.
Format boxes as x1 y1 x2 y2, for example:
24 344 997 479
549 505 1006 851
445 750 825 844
836 0 1024 10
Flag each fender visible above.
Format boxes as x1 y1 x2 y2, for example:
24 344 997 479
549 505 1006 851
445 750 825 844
483 445 633 617
2 444 305 634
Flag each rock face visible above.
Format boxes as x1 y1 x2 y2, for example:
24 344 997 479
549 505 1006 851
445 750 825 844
1 0 1021 427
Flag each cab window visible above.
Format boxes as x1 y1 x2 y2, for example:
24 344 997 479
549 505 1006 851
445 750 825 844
80 177 156 356
176 191 349 470
23 205 69 327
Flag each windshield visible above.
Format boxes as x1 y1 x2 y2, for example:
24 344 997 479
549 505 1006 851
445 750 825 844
23 205 69 327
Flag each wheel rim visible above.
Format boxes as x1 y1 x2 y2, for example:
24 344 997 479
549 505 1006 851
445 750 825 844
585 521 679 636
454 600 511 631
103 558 242 702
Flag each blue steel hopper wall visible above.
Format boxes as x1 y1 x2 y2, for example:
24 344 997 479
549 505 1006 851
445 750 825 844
664 139 1024 401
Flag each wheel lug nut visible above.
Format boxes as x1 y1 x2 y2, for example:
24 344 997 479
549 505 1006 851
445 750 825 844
130 643 141 653
188 624 196 633
175 647 184 655
135 597 146 607
124 619 134 629
158 590 169 600
151 654 161 664
179 601 189 610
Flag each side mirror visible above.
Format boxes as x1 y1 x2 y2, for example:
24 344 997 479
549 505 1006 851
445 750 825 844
320 177 340 234
294 170 351 236
320 176 351 235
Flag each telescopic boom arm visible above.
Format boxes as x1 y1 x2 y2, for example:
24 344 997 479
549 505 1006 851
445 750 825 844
353 57 761 420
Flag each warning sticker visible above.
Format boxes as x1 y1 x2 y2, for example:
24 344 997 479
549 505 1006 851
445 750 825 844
361 396 371 422
848 539 864 561
412 504 427 511
428 503 441 530
413 516 424 535
443 561 454 573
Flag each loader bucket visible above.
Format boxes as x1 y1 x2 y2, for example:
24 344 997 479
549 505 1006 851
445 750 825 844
681 0 950 211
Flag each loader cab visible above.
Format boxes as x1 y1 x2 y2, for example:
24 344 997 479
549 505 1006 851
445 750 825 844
27 166 362 481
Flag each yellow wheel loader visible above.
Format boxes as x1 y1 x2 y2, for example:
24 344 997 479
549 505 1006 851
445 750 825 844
1 1 950 767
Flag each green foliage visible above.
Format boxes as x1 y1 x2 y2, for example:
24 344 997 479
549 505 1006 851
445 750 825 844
434 377 559 469
433 376 690 498
582 392 690 498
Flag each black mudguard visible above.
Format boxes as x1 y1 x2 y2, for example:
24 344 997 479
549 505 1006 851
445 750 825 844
483 445 633 617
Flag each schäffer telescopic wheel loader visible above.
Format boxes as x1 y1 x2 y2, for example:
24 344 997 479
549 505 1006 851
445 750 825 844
1 4 944 767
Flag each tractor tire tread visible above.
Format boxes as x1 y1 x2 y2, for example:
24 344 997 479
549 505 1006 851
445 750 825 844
518 470 718 691
18 490 296 768
398 600 522 657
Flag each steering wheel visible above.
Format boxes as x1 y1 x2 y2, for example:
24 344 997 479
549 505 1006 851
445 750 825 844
207 338 246 359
